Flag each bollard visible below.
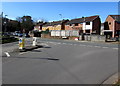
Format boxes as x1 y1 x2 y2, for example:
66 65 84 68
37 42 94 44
19 37 25 50
32 37 37 46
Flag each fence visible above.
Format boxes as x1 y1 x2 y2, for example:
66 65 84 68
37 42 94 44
51 30 79 37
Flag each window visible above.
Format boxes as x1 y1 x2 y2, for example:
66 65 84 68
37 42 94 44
75 23 78 26
109 22 111 25
86 22 90 25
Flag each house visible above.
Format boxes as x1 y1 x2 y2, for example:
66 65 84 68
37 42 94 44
42 19 69 31
104 15 120 38
34 22 46 31
65 15 101 35
100 23 105 35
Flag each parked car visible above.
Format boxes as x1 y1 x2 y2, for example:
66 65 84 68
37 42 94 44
18 33 23 37
13 31 20 36
25 33 30 37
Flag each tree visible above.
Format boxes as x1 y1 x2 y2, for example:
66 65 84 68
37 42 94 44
7 20 20 32
33 17 48 25
21 16 34 33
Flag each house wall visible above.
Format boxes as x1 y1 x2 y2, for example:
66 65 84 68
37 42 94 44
65 25 73 30
54 25 61 30
101 24 104 35
42 25 62 31
65 24 83 30
83 22 92 30
115 22 120 37
105 16 115 37
92 17 101 35
42 26 48 31
34 26 40 30
115 22 120 31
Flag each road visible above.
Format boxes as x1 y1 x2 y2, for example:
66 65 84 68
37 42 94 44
2 38 118 84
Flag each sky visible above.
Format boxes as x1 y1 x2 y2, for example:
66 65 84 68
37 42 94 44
1 2 118 23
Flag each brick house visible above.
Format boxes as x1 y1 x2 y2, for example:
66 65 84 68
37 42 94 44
42 20 69 31
104 15 120 38
65 15 101 35
34 22 46 31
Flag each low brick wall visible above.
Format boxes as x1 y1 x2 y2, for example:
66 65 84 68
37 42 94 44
79 35 106 42
69 36 79 40
41 34 51 38
41 33 106 42
41 34 62 39
90 35 106 42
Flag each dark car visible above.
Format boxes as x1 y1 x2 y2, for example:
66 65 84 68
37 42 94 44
18 33 23 37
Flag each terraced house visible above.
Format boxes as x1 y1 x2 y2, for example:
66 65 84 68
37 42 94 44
42 20 69 31
65 15 101 35
34 22 47 31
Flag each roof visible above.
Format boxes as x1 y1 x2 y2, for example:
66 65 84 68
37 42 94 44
36 22 47 26
43 19 69 27
109 15 120 21
66 15 99 25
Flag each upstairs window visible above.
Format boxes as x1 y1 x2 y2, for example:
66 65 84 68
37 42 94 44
75 23 79 26
86 22 90 25
109 22 111 25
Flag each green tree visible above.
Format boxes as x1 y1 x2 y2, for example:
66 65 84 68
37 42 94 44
21 16 34 33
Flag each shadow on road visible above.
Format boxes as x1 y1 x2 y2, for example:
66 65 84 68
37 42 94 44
3 56 60 61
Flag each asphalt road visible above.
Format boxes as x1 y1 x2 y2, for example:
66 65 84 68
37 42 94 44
2 38 118 84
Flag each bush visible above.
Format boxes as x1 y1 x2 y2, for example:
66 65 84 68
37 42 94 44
1 37 18 44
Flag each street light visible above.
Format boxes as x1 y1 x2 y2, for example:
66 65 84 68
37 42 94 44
4 15 8 32
59 14 62 20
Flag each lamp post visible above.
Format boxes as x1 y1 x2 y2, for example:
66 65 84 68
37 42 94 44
59 14 62 20
4 15 8 32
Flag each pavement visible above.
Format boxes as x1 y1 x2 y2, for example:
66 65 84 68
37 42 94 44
2 38 118 84
101 72 118 85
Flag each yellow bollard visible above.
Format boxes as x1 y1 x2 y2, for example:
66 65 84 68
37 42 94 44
19 38 25 49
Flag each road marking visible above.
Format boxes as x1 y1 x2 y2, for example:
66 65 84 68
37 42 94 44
102 47 108 48
4 52 10 57
19 52 28 55
57 43 61 44
62 43 66 44
87 45 93 47
80 45 86 46
112 48 118 50
94 46 101 48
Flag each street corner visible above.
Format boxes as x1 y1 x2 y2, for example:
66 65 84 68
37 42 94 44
101 73 118 85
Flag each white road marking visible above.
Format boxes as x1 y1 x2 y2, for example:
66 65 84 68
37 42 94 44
57 43 61 44
112 48 118 50
94 46 101 48
62 43 66 44
102 47 108 49
19 52 28 55
87 45 93 47
80 45 86 46
4 52 10 57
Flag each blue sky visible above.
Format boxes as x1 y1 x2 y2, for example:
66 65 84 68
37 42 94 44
2 2 118 23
